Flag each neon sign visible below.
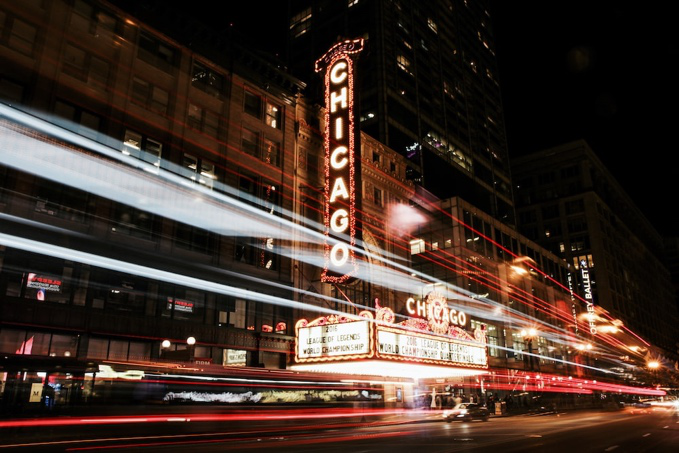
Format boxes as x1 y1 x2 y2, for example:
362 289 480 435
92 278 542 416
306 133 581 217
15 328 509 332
580 259 597 334
405 292 467 334
315 38 364 283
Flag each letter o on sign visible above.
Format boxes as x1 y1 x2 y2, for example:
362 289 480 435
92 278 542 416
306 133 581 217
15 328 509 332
330 242 349 267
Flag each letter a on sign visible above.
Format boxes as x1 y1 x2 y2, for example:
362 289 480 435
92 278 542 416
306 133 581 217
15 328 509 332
315 38 364 283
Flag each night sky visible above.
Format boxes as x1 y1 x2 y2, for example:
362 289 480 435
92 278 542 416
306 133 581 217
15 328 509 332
114 1 679 236
489 1 679 236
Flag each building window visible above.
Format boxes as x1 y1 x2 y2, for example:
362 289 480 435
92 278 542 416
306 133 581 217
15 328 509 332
265 102 281 129
122 130 162 168
131 77 169 115
1 16 37 56
244 90 262 118
290 7 312 38
234 177 280 269
187 103 219 136
63 43 110 88
262 138 280 167
373 187 382 206
137 31 177 73
427 18 438 33
241 127 260 156
35 179 91 223
181 153 216 189
0 76 24 103
565 198 584 214
71 0 118 37
567 216 587 233
245 89 282 130
175 222 213 254
410 238 425 255
191 61 225 97
573 254 594 269
541 204 560 220
54 100 102 140
112 205 159 240
397 54 412 75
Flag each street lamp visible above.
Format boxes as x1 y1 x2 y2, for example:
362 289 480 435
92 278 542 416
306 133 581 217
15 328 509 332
521 328 539 371
187 336 196 362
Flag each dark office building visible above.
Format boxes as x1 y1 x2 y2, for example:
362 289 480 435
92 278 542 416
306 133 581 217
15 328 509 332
512 140 679 361
286 0 515 225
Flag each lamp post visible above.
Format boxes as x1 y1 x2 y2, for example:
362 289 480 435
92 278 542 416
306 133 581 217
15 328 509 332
186 336 196 362
521 328 538 371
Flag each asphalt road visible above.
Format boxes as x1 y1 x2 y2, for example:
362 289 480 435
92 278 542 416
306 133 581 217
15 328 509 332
1 408 677 452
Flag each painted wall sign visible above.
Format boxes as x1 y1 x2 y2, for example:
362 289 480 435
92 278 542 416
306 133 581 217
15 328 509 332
315 38 364 283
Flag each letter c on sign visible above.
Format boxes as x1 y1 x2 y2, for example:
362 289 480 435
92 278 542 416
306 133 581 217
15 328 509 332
331 146 348 169
330 61 348 84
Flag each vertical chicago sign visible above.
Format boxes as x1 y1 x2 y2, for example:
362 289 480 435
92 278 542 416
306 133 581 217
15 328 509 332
315 39 364 283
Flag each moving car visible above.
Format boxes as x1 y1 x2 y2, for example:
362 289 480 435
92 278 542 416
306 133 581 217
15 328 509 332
442 403 490 422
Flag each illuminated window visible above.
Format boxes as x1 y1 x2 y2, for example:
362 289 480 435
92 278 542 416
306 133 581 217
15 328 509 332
290 7 312 38
432 241 439 251
262 138 281 167
572 254 594 269
397 54 412 75
265 102 281 129
427 18 437 33
122 129 162 168
410 238 425 255
181 153 216 189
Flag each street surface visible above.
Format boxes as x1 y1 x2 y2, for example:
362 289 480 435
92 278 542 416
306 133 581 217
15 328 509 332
0 407 677 452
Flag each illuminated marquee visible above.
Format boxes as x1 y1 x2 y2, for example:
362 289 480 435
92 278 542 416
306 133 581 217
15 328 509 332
294 298 487 370
376 327 488 368
315 38 364 283
295 314 374 363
